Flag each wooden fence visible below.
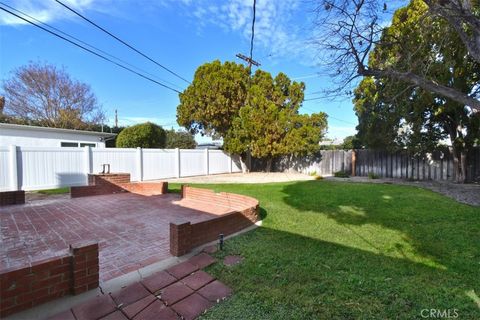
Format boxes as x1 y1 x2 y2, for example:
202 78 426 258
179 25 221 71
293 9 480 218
354 148 480 182
274 147 480 182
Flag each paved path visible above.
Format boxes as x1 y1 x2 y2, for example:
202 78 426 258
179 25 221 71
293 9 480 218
1 193 224 281
48 253 230 320
163 172 314 184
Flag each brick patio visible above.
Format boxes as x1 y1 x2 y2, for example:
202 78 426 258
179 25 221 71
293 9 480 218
48 253 231 320
0 193 231 281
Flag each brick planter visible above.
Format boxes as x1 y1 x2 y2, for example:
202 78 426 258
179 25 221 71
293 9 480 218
170 186 259 256
0 190 25 206
71 173 168 198
0 241 99 317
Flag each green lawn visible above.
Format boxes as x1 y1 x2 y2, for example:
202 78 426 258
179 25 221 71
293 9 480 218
36 187 70 195
171 181 480 319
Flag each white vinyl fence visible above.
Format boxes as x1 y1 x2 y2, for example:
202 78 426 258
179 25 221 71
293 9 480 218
0 146 242 191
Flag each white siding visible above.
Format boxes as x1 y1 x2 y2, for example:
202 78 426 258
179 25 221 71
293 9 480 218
0 126 107 148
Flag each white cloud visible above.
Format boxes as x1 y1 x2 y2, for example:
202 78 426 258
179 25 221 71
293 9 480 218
159 0 317 64
0 0 104 26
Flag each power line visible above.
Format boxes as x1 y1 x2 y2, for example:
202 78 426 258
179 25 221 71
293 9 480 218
0 2 183 91
249 0 256 60
0 5 181 93
54 0 191 84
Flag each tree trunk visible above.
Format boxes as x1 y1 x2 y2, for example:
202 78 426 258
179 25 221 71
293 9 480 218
239 152 251 173
265 158 273 172
452 146 467 184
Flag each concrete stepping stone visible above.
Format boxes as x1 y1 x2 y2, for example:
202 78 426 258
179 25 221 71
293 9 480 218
188 253 216 269
198 280 232 302
99 310 128 320
121 294 157 319
141 271 177 293
171 293 213 320
111 282 151 307
166 261 198 279
160 281 194 305
132 300 178 320
181 271 215 290
223 255 244 266
72 294 117 320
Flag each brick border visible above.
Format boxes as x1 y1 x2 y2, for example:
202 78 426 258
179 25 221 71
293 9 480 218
71 173 168 198
0 190 25 206
0 241 99 317
170 186 259 256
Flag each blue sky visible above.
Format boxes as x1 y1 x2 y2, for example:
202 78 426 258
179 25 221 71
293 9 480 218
0 0 360 143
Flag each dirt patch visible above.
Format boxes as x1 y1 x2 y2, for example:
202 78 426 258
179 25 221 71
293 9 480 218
325 176 480 206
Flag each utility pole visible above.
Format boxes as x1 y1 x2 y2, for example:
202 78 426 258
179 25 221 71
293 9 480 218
114 109 118 128
235 53 260 73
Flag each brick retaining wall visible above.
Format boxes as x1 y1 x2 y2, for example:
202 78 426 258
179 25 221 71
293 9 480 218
0 190 25 206
0 241 99 317
71 173 168 198
170 186 259 256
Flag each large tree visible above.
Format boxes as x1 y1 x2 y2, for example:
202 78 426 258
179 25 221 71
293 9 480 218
224 71 327 171
165 129 196 149
354 0 480 183
177 61 327 172
177 60 249 138
314 0 480 111
1 62 105 129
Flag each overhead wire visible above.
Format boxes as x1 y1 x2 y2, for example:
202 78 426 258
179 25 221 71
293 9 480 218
54 0 191 84
0 2 183 91
0 5 181 93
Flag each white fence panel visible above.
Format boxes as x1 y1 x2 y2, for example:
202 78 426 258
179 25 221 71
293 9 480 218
92 148 138 180
180 150 205 177
0 147 10 191
18 147 85 190
208 150 230 174
143 149 177 180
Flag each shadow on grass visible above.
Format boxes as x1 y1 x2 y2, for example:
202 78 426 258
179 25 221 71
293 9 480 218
203 226 479 320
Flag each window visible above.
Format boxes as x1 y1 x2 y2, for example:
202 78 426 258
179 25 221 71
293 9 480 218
80 143 96 148
61 142 79 147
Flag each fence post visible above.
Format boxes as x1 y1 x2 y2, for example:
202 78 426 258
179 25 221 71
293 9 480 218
84 146 92 184
137 147 143 181
229 154 233 173
9 145 19 191
351 150 356 176
175 148 181 178
205 148 209 175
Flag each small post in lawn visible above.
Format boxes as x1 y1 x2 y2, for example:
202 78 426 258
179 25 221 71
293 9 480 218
219 233 224 250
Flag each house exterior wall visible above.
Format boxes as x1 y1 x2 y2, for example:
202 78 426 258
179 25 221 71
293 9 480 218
0 127 106 148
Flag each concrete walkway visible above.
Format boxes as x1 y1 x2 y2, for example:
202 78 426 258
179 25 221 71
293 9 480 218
163 172 314 184
46 252 229 320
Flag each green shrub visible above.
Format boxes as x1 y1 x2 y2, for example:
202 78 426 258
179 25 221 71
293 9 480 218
334 171 349 178
116 122 166 148
368 172 379 179
165 129 196 149
309 170 317 176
